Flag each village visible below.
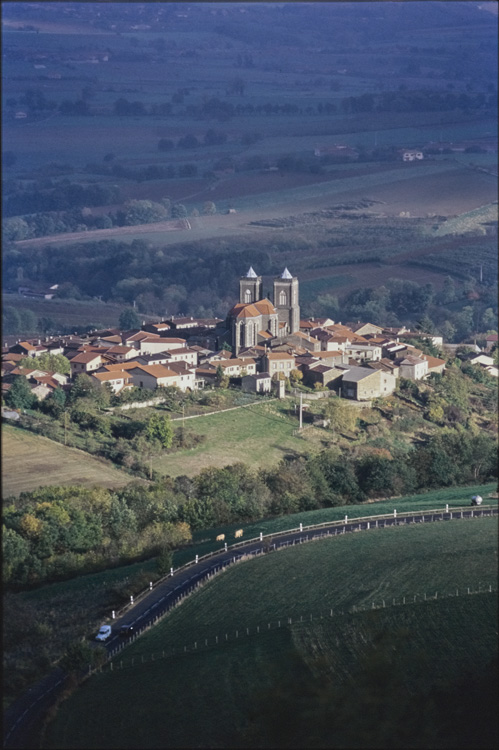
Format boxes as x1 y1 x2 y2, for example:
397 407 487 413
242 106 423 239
2 268 498 414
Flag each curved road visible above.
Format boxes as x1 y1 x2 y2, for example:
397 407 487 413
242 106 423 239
4 506 497 749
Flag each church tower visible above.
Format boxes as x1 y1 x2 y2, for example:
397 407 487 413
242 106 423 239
273 268 300 334
239 266 262 305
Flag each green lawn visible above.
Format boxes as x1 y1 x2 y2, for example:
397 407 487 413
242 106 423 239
153 399 331 477
45 517 498 749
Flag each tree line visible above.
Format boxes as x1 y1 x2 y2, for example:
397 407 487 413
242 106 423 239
3 425 496 590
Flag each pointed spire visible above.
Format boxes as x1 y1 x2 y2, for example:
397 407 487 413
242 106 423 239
245 266 257 278
281 267 293 279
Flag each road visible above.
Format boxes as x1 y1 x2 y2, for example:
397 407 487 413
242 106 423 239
3 505 497 749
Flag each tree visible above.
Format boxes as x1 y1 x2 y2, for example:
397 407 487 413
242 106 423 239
441 276 456 305
203 201 216 215
119 308 141 330
323 398 358 433
146 414 173 449
5 377 37 410
19 353 70 375
124 199 168 226
2 217 33 241
171 203 187 218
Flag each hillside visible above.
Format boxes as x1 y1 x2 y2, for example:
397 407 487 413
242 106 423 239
44 517 498 748
1 424 135 497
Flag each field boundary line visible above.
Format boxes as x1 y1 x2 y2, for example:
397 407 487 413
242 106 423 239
100 586 498 675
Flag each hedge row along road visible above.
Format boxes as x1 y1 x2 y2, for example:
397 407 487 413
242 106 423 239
3 504 498 750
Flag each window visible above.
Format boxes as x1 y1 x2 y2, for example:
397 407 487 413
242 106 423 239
279 290 287 305
244 289 252 303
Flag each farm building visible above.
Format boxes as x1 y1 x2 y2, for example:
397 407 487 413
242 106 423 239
400 149 424 161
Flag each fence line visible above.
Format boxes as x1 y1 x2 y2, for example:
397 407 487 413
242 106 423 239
110 505 498 620
97 584 497 676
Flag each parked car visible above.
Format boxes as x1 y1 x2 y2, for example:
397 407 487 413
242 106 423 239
119 624 134 638
95 625 112 641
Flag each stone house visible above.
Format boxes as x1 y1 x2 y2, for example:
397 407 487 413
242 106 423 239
261 351 296 379
341 366 397 401
241 372 272 394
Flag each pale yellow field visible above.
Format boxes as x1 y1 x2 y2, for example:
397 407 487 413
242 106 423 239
1 425 134 498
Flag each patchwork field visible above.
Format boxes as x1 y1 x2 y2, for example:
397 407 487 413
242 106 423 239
44 517 498 749
1 425 133 498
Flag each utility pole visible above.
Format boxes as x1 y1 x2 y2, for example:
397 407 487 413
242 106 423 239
64 410 68 445
299 392 303 430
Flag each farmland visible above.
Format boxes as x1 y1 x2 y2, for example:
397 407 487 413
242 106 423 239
1 424 133 497
44 517 498 748
2 1 497 332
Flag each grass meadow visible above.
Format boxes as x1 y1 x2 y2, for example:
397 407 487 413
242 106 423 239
152 399 332 478
1 425 133 498
44 517 498 749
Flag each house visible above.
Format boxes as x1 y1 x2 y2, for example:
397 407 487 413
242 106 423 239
216 358 257 377
18 284 58 300
344 343 382 362
367 359 400 378
241 372 272 394
484 334 498 351
341 366 397 401
393 354 429 380
104 345 136 361
163 347 198 366
306 350 346 367
398 331 444 348
261 351 295 379
127 364 186 391
419 353 446 375
142 321 171 335
349 322 384 337
91 370 132 393
139 337 187 354
305 363 343 389
283 331 321 352
466 353 495 368
165 361 197 391
9 341 40 358
70 352 109 378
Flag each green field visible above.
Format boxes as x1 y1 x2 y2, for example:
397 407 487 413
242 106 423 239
45 517 498 749
152 399 331 478
1 424 134 498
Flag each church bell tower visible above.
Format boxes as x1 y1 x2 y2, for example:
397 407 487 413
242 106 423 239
273 267 300 334
239 266 262 305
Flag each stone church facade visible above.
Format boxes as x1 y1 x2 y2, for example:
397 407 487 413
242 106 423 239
227 267 300 354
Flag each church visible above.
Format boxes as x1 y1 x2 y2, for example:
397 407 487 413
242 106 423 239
227 267 300 354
